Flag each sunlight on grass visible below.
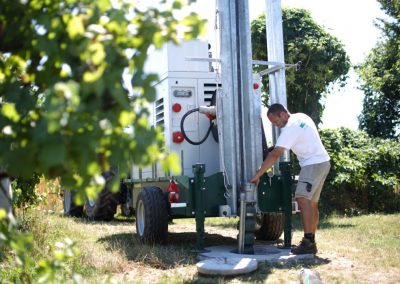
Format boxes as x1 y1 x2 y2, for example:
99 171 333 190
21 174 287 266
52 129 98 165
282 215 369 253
2 210 399 283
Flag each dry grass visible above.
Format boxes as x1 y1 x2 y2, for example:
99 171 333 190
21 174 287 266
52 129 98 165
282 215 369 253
2 194 399 284
33 211 399 284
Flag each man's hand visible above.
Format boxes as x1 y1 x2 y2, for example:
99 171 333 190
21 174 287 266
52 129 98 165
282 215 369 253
250 174 260 187
250 146 285 188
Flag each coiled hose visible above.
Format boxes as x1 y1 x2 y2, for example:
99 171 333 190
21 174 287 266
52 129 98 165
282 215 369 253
180 108 213 145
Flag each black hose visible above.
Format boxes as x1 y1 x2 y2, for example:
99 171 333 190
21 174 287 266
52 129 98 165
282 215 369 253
210 91 219 143
180 108 213 145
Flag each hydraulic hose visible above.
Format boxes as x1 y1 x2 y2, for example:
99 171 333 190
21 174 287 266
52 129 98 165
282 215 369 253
180 108 213 145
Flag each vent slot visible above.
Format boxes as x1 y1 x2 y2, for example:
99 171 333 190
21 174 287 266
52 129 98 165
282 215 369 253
203 83 221 106
155 98 164 128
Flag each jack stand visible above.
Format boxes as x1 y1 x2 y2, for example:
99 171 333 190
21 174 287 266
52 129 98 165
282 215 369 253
193 164 206 252
280 162 293 248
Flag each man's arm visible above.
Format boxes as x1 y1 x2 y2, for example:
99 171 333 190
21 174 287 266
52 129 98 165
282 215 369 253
250 146 286 186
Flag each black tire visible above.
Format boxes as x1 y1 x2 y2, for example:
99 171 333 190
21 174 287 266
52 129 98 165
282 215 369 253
254 212 284 241
135 186 169 244
63 190 83 217
84 187 120 221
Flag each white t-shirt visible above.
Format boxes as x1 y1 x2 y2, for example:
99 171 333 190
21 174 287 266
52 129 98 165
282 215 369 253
275 113 330 167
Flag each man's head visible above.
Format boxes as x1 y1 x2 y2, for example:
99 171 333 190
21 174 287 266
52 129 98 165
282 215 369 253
267 103 290 128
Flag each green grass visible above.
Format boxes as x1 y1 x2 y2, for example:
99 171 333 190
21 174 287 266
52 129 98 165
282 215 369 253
1 210 400 283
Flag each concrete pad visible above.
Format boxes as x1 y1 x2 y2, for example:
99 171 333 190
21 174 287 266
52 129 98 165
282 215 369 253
197 257 258 276
198 243 315 263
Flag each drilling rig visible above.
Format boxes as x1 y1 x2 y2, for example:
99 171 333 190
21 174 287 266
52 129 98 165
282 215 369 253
64 0 296 254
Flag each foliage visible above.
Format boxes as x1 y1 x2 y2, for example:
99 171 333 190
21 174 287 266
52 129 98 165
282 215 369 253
0 210 81 283
0 1 205 282
11 174 42 210
319 127 400 214
357 0 400 138
0 0 205 203
251 9 351 125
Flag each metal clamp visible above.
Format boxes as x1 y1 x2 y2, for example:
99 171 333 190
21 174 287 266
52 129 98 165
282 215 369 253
252 60 301 76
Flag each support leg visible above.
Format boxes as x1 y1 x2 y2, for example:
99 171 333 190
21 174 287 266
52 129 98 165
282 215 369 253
280 162 292 248
193 164 206 252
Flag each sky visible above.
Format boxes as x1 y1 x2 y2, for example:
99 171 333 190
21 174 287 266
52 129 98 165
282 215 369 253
190 0 386 130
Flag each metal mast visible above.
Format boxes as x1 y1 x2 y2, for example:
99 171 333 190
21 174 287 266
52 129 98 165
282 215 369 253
266 0 290 163
217 0 262 253
217 0 289 253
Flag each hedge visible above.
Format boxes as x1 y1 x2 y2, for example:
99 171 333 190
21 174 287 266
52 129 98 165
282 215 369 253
318 128 400 215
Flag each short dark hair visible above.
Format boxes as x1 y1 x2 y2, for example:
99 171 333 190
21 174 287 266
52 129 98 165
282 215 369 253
267 103 288 116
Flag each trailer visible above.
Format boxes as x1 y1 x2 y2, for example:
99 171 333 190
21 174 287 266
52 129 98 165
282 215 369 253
64 0 296 254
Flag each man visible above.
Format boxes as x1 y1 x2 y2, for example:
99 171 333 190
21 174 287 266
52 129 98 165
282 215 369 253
251 103 330 255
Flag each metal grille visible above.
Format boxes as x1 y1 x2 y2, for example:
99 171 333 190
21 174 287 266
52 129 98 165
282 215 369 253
155 98 164 128
203 83 221 105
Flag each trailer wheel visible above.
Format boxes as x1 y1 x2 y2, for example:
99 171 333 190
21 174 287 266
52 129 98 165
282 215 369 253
63 190 83 217
84 187 120 221
255 212 284 241
135 186 169 244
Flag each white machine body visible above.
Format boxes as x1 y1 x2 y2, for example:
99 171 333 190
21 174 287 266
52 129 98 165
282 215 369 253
131 40 262 179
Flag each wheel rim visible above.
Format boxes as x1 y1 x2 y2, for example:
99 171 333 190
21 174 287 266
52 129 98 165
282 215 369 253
137 199 145 236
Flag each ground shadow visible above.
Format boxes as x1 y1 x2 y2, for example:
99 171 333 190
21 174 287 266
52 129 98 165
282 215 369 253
203 222 237 229
98 231 237 269
98 228 331 282
319 220 355 229
99 231 237 250
66 215 135 227
68 213 337 281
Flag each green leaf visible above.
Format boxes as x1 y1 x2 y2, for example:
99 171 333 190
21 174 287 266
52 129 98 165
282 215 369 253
67 16 85 39
89 42 106 65
119 111 136 127
1 103 20 122
153 32 164 49
83 64 106 83
172 0 183 9
0 209 6 220
162 152 181 174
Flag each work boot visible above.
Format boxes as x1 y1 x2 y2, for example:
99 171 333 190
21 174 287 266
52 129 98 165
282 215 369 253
291 238 317 255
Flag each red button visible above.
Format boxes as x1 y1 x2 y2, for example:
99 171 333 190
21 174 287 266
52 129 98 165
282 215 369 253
172 103 182 112
253 83 259 90
173 131 184 143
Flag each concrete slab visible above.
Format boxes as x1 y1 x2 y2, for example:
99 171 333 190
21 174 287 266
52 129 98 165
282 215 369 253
197 257 258 276
198 243 315 263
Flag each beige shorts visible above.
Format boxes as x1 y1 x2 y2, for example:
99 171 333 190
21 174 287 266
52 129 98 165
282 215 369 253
295 161 331 202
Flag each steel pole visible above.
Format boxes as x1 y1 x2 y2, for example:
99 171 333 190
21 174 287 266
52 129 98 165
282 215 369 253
265 0 290 164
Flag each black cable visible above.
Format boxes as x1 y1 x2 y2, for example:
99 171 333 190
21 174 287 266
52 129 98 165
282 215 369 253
180 108 213 145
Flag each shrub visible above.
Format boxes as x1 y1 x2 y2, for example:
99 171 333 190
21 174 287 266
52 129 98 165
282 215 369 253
319 128 400 215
